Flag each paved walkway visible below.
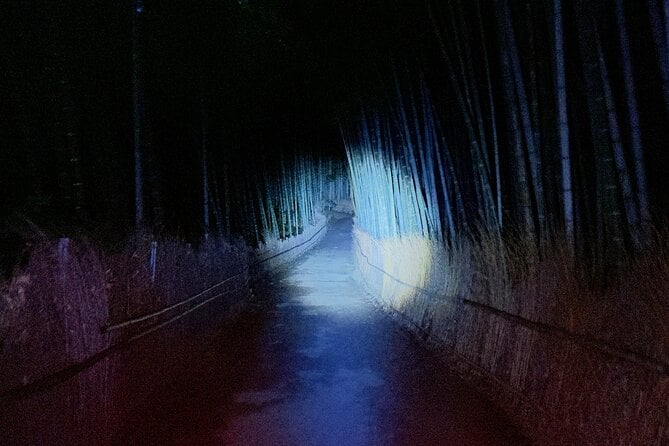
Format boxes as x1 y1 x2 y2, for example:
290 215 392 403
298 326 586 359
146 216 527 445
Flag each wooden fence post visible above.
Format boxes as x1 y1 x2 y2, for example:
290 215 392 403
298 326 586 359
58 237 70 284
149 241 157 283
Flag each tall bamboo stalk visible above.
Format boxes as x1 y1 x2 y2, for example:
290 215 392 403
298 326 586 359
574 0 625 265
476 0 502 228
596 36 643 250
201 100 210 238
554 0 574 249
647 0 669 115
132 0 144 230
615 0 651 243
497 0 546 243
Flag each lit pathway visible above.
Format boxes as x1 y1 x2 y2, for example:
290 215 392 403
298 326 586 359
163 216 527 445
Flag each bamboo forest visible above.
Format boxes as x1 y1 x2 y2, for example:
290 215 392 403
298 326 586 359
1 1 668 445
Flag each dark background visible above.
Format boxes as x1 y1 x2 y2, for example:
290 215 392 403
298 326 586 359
1 0 667 275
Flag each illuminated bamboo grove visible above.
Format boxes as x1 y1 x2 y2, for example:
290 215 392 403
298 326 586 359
210 156 348 247
342 82 450 242
342 0 667 279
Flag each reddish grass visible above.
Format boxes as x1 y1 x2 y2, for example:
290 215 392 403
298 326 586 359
353 226 669 445
0 234 251 393
105 236 251 325
1 239 110 388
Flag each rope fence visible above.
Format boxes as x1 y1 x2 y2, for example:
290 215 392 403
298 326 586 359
102 270 248 332
103 220 327 332
0 220 328 404
352 234 669 377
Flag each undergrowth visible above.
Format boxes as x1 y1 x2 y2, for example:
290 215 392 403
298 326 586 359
0 234 251 392
354 225 669 445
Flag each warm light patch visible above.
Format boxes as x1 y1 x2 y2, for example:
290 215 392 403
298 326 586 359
354 227 436 309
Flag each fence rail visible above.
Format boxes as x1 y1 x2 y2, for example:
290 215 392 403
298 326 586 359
103 220 327 332
101 270 248 332
353 236 669 377
0 220 328 405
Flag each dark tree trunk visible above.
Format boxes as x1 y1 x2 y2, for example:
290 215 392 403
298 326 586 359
573 0 625 272
647 0 669 115
132 0 145 230
596 38 642 250
44 7 85 226
201 99 210 238
497 0 546 245
553 0 574 249
615 0 651 243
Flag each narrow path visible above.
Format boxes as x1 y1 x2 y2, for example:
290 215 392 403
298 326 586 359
141 216 528 445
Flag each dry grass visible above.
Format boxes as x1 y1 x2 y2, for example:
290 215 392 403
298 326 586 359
0 216 329 444
0 239 111 388
0 233 251 393
106 235 251 324
353 225 669 445
471 229 669 363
